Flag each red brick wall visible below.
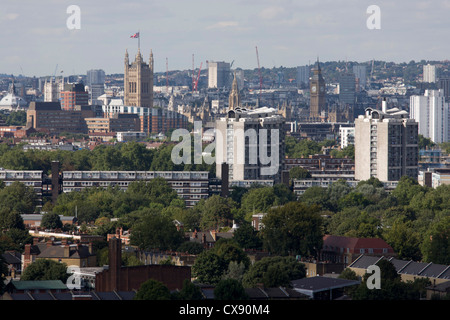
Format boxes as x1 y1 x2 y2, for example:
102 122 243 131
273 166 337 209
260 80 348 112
95 264 191 292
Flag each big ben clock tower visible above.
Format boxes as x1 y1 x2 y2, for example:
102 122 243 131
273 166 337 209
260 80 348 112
309 58 326 119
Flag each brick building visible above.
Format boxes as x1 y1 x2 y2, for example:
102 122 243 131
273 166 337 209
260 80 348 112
95 237 190 292
60 83 89 111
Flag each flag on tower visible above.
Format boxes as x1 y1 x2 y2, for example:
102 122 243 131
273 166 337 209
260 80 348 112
130 32 139 38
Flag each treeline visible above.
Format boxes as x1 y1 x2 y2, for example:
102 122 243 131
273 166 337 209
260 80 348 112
0 142 214 175
285 136 354 159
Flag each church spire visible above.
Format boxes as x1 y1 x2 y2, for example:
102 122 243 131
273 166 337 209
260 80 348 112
228 71 240 111
125 49 129 65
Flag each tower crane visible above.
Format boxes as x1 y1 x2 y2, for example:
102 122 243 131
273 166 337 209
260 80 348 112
255 46 262 98
194 62 203 92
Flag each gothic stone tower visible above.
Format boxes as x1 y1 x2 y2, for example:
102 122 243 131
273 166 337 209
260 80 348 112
124 49 154 108
228 72 240 111
309 59 326 119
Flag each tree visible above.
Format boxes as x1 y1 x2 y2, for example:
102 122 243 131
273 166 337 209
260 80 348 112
21 259 69 282
199 195 233 231
134 279 171 300
261 202 324 257
0 181 36 214
41 212 63 230
0 208 25 231
242 256 306 288
351 259 409 300
392 176 428 206
384 219 422 261
130 210 184 251
420 216 450 264
232 221 263 250
289 166 312 180
177 241 204 255
192 251 227 285
211 239 250 270
178 279 203 300
214 279 248 300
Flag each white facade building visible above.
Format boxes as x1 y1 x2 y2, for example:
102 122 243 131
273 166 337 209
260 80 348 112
208 61 231 89
423 64 436 83
339 126 355 149
410 89 449 144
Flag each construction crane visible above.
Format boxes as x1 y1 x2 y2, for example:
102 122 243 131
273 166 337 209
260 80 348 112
255 46 262 98
194 62 203 92
166 57 169 93
192 54 195 92
52 64 58 81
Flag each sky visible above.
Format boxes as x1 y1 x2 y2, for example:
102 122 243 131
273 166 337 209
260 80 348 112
1 0 450 77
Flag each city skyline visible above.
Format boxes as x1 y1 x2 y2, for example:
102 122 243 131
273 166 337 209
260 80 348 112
1 0 450 77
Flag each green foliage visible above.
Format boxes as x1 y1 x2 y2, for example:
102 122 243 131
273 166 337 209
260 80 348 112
0 181 36 215
420 216 450 264
242 256 306 288
289 166 312 180
177 241 204 255
178 279 203 300
198 195 234 231
192 251 227 285
41 212 63 230
232 221 263 250
261 202 324 257
418 134 436 150
214 279 249 300
21 259 69 282
134 279 171 300
130 210 184 251
285 136 322 158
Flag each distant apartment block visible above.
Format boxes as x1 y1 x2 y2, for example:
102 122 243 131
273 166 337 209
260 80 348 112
26 102 94 134
102 104 188 134
61 171 210 207
60 83 89 111
355 105 419 182
86 69 105 104
285 155 354 175
423 64 436 83
339 126 355 149
338 72 356 106
85 114 140 133
208 61 231 89
215 107 286 184
438 77 450 100
352 65 367 90
116 131 147 142
410 89 449 144
297 65 310 87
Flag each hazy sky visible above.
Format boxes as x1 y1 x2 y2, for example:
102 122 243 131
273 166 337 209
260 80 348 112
1 0 450 77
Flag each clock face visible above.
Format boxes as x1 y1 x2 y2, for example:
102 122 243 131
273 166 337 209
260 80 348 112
320 86 325 92
311 86 317 93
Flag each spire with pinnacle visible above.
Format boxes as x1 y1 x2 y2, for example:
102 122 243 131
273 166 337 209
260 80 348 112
228 71 240 110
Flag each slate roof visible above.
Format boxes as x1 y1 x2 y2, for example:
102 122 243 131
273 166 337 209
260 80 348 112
1 251 21 265
3 291 136 300
38 244 93 259
322 235 393 252
9 280 68 291
349 254 450 281
291 276 360 294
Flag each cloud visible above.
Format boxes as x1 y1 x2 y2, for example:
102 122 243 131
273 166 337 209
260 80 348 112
258 6 286 20
206 21 239 29
0 12 19 22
